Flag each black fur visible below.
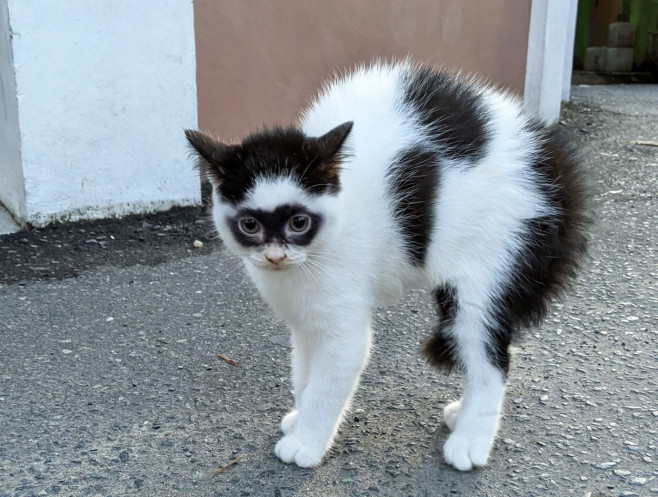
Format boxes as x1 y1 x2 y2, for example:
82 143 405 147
387 147 438 266
228 203 323 248
403 67 490 161
185 123 352 207
484 124 591 374
421 285 460 371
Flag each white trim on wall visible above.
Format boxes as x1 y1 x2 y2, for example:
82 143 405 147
0 0 26 225
524 0 579 124
562 0 579 102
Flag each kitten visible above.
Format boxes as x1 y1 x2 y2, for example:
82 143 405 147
185 61 589 471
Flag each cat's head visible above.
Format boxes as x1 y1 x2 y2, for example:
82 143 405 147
185 122 353 271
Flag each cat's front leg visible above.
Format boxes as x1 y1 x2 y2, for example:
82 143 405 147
275 322 371 468
280 332 313 435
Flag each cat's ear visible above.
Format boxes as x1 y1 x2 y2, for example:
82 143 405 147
184 129 230 186
316 121 353 160
305 122 353 189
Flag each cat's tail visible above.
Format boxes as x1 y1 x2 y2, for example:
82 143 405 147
504 122 593 329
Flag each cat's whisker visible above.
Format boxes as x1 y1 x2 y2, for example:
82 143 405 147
298 261 320 284
301 259 330 275
306 251 351 263
218 252 249 281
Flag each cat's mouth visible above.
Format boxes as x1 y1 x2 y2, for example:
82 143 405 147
265 260 288 271
257 255 304 271
249 255 291 271
262 245 291 270
249 247 305 271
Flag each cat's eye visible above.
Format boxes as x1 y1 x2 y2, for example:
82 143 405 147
239 217 261 235
288 215 311 234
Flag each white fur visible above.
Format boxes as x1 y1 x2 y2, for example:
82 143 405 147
211 62 555 470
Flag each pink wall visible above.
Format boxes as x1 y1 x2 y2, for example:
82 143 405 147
194 0 531 141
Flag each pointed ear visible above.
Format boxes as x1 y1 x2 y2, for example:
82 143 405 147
184 129 229 185
316 121 353 160
300 122 353 193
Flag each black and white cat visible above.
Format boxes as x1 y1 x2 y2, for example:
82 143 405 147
185 61 589 471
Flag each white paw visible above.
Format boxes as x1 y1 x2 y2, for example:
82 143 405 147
443 400 462 432
274 434 324 468
443 430 493 471
280 410 298 434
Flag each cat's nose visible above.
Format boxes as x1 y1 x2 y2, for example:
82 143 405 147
266 254 287 265
265 246 287 266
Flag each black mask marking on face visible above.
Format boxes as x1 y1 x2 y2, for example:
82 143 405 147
228 204 323 248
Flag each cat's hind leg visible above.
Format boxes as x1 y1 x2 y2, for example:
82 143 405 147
442 398 462 432
280 411 298 435
422 284 509 471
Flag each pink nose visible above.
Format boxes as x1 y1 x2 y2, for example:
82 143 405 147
265 244 287 265
266 254 286 265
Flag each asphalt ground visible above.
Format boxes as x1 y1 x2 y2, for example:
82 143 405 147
1 85 657 496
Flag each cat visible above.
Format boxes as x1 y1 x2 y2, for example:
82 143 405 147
185 60 589 471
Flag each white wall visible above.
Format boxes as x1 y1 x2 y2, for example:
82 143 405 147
6 0 199 227
0 0 26 224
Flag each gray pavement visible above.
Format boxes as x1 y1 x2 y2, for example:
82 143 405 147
571 84 658 116
1 85 657 496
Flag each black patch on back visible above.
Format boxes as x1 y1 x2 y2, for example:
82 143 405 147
185 123 352 207
403 67 489 161
228 203 323 247
484 124 591 374
421 285 460 371
387 146 438 266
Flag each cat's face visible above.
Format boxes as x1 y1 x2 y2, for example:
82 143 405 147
186 123 352 270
